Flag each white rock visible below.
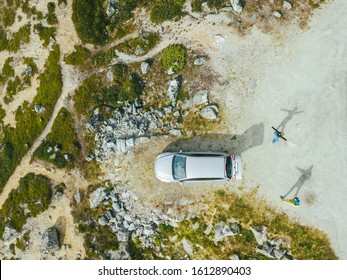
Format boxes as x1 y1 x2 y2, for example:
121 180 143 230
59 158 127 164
230 0 243 13
141 62 150 74
214 34 225 44
182 238 193 255
283 1 292 10
166 79 180 103
273 11 282 18
89 187 106 209
193 90 209 105
250 226 268 245
199 106 218 120
107 70 113 81
169 129 182 137
168 67 175 75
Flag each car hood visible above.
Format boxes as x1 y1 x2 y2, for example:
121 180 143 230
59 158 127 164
154 154 175 182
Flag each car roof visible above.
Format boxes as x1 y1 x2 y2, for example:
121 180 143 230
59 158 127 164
185 156 226 179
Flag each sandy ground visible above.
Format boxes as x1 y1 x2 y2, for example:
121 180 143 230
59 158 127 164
206 0 347 258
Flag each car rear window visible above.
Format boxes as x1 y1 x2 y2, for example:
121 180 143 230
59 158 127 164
226 156 232 179
172 155 186 180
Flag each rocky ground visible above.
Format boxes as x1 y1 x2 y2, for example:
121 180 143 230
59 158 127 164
0 0 345 259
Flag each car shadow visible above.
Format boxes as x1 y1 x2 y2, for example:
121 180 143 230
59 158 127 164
163 123 264 155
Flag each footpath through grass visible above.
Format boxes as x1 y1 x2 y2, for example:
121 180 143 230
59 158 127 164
0 46 62 194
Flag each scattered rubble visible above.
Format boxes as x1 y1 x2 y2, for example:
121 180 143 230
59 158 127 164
214 222 240 242
2 226 21 244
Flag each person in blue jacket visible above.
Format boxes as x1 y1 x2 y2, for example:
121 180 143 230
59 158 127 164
272 126 287 144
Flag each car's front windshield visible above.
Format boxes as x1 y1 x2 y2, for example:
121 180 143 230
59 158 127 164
172 155 187 180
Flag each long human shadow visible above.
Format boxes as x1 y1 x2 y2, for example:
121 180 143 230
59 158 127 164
276 107 304 132
281 165 313 199
163 123 264 155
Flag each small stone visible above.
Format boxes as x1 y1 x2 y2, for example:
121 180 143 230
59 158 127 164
273 11 282 18
98 216 109 226
135 45 144 56
64 154 69 161
50 36 55 44
192 90 209 105
193 56 208 66
141 62 150 74
47 147 53 153
230 0 243 13
182 238 193 255
199 106 218 120
166 79 180 103
89 187 106 209
34 105 45 113
167 67 175 75
107 70 113 81
214 222 238 242
214 34 225 43
229 255 240 260
85 154 94 161
74 191 81 203
54 145 60 152
283 1 292 10
173 111 180 117
25 66 33 76
49 154 56 160
169 129 182 137
248 80 257 89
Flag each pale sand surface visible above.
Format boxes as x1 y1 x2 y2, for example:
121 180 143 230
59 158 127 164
208 0 347 258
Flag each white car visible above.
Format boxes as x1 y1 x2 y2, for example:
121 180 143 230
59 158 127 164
154 151 242 183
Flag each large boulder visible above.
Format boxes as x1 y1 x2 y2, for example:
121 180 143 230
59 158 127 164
250 226 267 245
141 62 150 74
166 79 180 103
89 187 107 209
214 222 238 242
41 227 60 252
193 90 209 105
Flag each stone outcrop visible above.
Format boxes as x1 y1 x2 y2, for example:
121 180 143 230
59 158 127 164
41 227 60 252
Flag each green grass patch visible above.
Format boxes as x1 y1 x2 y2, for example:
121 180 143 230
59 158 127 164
72 0 109 45
0 46 62 194
0 27 9 51
64 45 92 66
191 0 205 12
34 24 56 47
2 7 16 27
0 105 5 123
74 64 144 118
46 2 58 25
21 0 44 20
4 76 22 104
150 0 185 24
8 24 31 52
2 57 15 78
0 173 52 238
115 32 160 55
161 44 187 72
33 107 80 169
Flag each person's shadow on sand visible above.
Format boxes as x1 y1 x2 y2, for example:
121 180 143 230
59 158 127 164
277 107 304 132
281 165 313 199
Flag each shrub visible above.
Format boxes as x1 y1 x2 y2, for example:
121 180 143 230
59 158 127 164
2 8 16 27
0 173 52 237
161 44 187 71
64 45 91 66
46 2 58 25
0 27 9 51
0 105 5 123
72 0 109 45
4 76 21 104
207 0 227 10
2 57 15 78
33 108 80 169
191 0 205 12
150 0 185 24
34 24 55 47
8 24 31 52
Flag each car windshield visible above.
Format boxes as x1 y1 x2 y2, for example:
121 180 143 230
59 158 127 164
172 155 187 180
226 156 232 179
